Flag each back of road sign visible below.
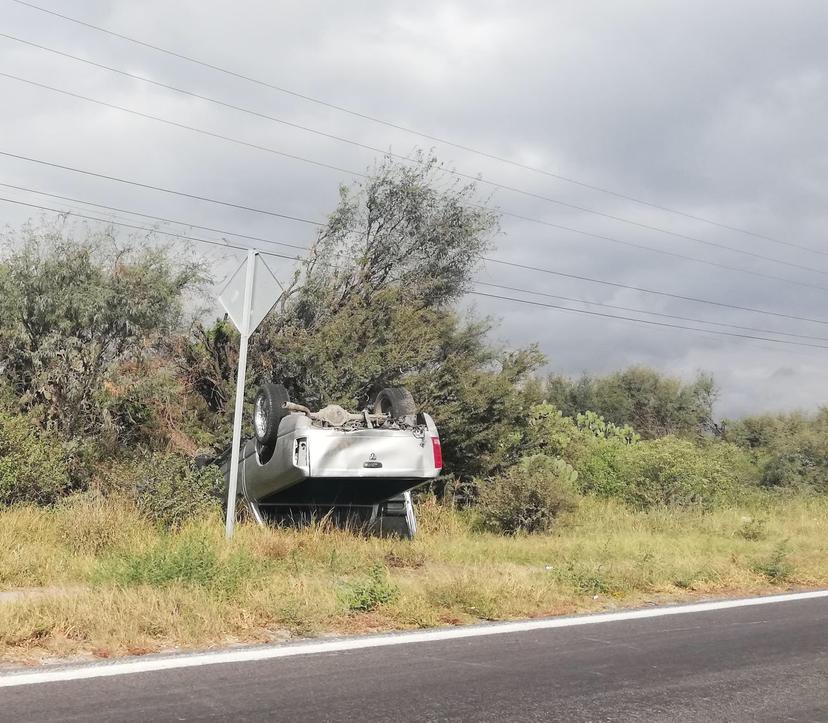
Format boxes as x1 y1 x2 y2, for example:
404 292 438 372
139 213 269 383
218 253 282 335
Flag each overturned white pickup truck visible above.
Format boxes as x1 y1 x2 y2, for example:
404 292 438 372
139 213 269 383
220 384 442 538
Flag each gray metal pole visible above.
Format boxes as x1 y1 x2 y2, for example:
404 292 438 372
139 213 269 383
224 249 257 540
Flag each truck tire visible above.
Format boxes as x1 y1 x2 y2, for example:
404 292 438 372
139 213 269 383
253 383 290 446
372 387 417 419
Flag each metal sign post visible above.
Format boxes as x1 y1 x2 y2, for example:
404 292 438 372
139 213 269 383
218 249 282 540
224 249 255 540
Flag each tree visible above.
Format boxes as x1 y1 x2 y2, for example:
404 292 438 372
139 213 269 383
545 367 717 438
279 151 498 334
0 223 205 443
724 408 828 492
180 154 545 476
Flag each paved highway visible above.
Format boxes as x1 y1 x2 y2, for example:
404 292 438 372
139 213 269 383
1 592 826 722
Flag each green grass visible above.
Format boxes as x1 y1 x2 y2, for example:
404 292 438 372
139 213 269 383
0 494 827 663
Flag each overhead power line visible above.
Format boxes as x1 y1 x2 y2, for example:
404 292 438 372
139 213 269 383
0 195 300 261
3 73 827 294
8 0 806 252
3 34 824 269
9 182 823 344
474 281 828 343
470 291 828 351
0 182 312 254
3 191 827 353
5 149 828 328
0 72 366 181
0 150 326 226
482 257 828 327
6 174 828 343
483 207 828 291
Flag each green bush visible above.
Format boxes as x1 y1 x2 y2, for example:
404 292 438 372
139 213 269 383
575 436 749 509
752 543 793 583
342 563 399 612
0 232 205 442
617 437 742 509
574 436 630 499
759 431 828 493
575 410 639 444
545 367 716 439
105 452 222 529
522 403 581 459
724 408 828 493
0 412 71 505
477 455 578 534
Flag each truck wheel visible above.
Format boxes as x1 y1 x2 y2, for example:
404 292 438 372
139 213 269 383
253 383 290 445
372 387 417 419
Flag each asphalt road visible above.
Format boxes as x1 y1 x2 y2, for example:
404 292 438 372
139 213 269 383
2 595 826 722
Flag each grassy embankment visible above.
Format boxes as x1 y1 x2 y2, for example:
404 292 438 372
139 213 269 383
1 495 826 664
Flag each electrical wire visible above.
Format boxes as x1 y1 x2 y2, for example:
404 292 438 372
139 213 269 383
469 291 828 351
473 281 828 342
5 190 827 352
0 150 325 225
7 0 813 253
0 182 312 253
6 188 828 352
3 72 827 293
3 32 824 269
0 195 301 261
482 257 828 326
4 150 828 327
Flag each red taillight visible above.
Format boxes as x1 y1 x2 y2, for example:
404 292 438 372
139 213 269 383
431 437 443 469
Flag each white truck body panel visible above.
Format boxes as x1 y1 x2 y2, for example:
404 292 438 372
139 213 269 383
223 412 441 508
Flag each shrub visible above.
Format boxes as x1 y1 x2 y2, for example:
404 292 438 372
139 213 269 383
342 563 399 612
574 436 630 499
752 543 793 583
736 516 768 541
545 367 716 439
522 403 581 459
0 412 71 505
616 437 742 509
477 455 578 534
724 408 828 493
759 433 828 493
104 452 222 529
576 410 639 444
0 231 205 441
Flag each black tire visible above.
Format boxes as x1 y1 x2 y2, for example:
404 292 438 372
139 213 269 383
372 387 417 419
253 383 290 445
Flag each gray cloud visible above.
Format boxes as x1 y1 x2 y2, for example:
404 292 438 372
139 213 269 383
2 0 827 419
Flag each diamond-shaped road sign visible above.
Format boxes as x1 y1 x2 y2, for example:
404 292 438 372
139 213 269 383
218 252 282 335
217 250 283 540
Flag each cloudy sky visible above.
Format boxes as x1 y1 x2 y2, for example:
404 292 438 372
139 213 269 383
2 0 827 418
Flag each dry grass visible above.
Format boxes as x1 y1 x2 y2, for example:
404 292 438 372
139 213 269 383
1 494 826 664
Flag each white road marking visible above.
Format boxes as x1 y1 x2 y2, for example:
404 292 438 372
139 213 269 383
1 589 826 688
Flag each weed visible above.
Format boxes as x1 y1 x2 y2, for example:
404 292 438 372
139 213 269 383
557 561 615 596
752 542 794 583
0 495 826 663
342 564 398 613
56 494 151 555
93 528 260 596
736 517 768 541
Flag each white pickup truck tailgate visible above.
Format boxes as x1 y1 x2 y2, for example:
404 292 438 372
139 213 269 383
307 428 434 478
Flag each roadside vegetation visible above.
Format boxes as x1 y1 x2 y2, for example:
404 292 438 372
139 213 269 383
1 495 826 663
1 154 827 663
